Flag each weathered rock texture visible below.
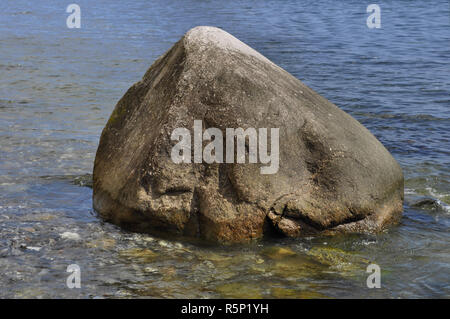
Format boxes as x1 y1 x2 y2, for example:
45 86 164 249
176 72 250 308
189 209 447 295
93 26 404 244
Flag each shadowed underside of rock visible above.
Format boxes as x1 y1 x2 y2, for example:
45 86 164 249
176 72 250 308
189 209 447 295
93 26 404 244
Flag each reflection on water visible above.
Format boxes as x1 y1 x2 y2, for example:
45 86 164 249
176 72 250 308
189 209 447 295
0 0 449 298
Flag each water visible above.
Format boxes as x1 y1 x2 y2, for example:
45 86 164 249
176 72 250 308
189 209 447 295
0 0 449 298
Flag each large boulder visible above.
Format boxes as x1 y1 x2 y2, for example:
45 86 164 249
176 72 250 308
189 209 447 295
93 26 403 244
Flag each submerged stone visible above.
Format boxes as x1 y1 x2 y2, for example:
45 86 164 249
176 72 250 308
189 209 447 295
307 246 369 275
269 255 327 279
215 282 262 298
260 246 297 260
118 248 158 263
86 238 116 249
93 26 404 244
270 287 329 299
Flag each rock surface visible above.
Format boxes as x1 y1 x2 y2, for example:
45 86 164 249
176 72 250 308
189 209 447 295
93 26 404 244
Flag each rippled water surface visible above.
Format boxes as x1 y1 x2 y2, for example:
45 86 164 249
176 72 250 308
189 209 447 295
0 0 449 298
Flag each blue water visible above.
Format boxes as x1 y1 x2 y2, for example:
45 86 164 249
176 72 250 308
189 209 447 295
0 0 449 298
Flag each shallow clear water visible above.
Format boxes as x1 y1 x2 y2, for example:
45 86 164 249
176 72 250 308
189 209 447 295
0 0 449 298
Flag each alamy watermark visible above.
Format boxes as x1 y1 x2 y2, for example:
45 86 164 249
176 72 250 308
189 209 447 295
66 4 81 29
366 263 381 288
65 4 379 30
66 264 81 288
366 4 381 29
170 120 280 174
